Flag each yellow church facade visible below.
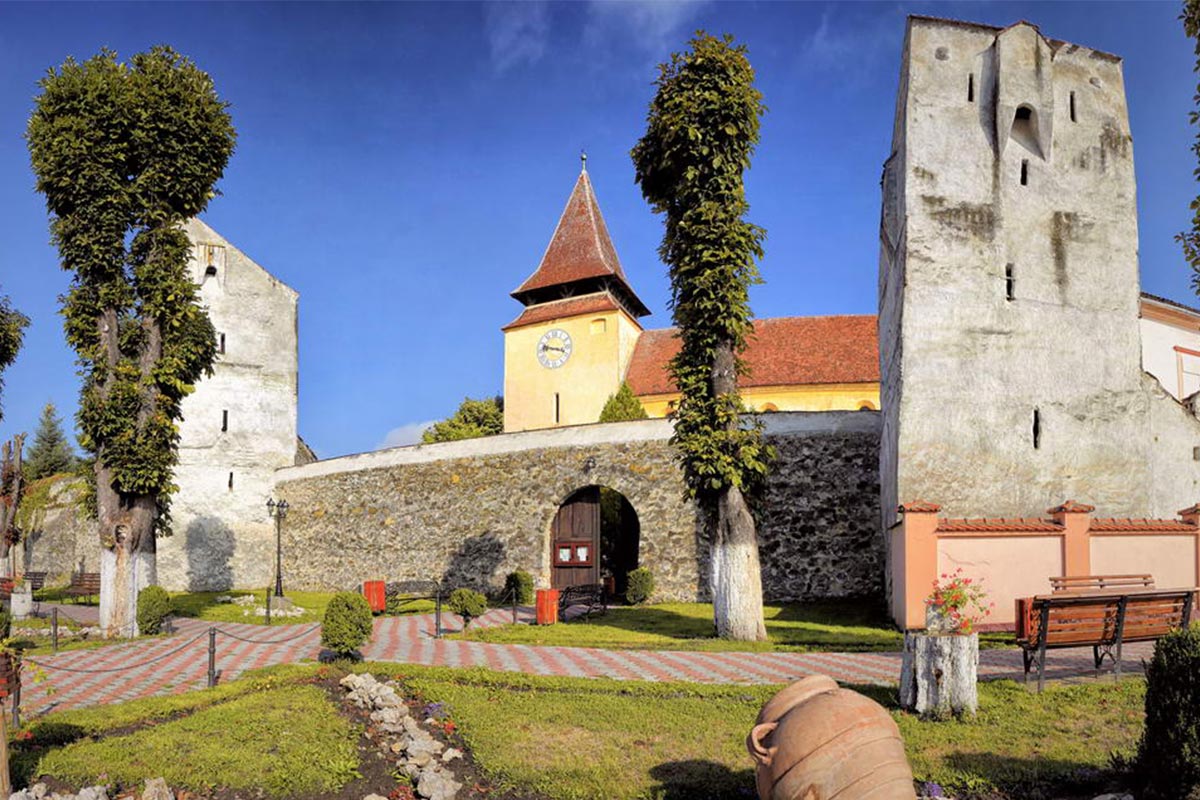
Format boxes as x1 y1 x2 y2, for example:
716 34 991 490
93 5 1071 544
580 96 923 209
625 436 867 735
502 167 880 433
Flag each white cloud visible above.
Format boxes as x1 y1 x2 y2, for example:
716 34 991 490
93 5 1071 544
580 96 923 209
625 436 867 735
797 6 901 78
485 1 551 73
584 0 710 56
378 420 436 449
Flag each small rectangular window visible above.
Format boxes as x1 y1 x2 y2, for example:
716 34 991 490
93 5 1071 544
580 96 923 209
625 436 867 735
1069 91 1076 122
1020 160 1029 186
1005 264 1015 302
221 410 228 432
227 471 234 490
1033 408 1042 449
218 333 225 354
967 73 975 103
554 393 560 424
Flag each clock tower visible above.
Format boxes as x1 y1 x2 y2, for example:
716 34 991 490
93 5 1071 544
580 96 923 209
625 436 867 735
503 162 650 432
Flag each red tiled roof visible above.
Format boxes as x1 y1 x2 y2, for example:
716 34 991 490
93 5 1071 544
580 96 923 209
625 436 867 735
513 170 633 295
898 501 941 513
1089 518 1198 532
624 315 880 396
502 292 624 332
937 518 1063 532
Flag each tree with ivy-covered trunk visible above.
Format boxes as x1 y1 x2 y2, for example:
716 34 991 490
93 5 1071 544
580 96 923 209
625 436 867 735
631 32 771 641
27 47 235 637
0 293 29 586
1180 0 1200 293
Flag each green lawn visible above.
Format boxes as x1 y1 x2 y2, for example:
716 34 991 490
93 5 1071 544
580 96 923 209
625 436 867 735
456 600 1013 652
13 663 1143 799
167 589 334 625
17 666 357 795
370 664 1141 799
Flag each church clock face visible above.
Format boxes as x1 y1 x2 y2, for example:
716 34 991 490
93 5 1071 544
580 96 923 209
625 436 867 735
537 329 573 369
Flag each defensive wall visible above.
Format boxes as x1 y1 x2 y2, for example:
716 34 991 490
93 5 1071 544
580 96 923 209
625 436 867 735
273 412 883 602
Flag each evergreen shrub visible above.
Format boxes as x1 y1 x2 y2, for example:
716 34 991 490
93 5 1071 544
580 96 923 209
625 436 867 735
504 570 534 605
1137 622 1200 799
626 568 655 605
448 588 488 629
136 586 172 635
321 592 373 657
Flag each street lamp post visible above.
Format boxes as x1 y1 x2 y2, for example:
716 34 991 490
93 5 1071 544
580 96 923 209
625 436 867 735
266 498 289 598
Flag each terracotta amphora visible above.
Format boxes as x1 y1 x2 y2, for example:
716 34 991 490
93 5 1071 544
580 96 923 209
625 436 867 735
747 675 916 800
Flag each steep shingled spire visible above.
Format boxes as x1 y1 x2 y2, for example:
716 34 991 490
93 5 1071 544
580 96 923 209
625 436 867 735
511 167 649 318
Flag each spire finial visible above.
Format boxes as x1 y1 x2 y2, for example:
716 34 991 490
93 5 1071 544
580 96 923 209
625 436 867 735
580 150 587 173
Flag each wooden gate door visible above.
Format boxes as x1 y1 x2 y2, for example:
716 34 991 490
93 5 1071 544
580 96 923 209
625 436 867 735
551 487 601 588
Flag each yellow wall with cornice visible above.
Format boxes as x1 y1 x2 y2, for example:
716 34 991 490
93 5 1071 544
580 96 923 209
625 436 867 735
637 382 880 418
503 309 644 432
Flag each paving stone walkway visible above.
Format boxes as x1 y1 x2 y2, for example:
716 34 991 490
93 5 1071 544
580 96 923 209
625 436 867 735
16 606 1153 717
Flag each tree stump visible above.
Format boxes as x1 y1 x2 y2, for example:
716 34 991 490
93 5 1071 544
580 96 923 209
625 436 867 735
899 631 978 717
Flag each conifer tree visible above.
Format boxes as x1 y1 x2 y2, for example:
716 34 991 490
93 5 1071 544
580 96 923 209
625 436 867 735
24 402 76 480
422 396 504 443
27 47 235 637
598 382 648 423
632 33 771 640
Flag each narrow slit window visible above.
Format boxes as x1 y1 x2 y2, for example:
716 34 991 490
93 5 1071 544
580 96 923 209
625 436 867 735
227 471 234 490
967 73 974 103
1069 91 1076 122
554 393 560 424
1033 409 1042 449
218 333 226 354
1020 160 1029 186
1005 264 1015 301
221 410 228 432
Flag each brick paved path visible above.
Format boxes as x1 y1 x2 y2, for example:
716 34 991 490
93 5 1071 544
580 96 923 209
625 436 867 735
17 607 1154 717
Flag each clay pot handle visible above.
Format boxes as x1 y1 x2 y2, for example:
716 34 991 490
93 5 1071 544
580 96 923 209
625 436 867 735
747 721 778 766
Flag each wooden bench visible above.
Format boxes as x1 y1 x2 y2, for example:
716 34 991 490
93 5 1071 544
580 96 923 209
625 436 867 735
64 573 101 604
1017 588 1194 691
558 584 606 619
23 572 47 592
1050 574 1155 593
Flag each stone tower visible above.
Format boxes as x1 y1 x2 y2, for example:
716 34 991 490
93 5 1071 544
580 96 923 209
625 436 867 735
156 219 305 590
880 17 1200 528
503 165 650 432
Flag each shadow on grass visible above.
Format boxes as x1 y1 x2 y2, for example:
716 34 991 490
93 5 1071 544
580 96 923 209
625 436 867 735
10 721 88 788
939 751 1113 798
647 759 756 800
169 590 248 619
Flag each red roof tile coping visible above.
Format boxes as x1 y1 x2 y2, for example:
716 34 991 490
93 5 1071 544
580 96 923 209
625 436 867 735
937 518 1062 533
502 292 624 332
1088 518 1198 532
625 315 879 396
898 501 941 513
1179 504 1200 517
513 170 635 296
1047 500 1095 514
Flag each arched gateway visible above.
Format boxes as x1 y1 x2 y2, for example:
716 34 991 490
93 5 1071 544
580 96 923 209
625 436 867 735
550 486 640 596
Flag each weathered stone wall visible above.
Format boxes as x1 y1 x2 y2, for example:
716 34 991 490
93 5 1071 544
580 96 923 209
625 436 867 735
275 412 881 602
16 478 99 581
880 18 1200 544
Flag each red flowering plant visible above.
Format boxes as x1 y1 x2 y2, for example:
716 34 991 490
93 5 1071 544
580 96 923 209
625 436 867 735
925 569 994 634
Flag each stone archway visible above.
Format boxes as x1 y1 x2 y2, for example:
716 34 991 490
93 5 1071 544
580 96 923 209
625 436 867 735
550 485 640 596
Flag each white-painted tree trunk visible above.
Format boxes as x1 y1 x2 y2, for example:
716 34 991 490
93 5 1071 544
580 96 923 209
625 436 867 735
900 632 978 717
99 546 156 638
711 487 767 641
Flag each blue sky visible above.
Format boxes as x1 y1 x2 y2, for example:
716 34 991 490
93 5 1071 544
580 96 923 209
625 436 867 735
0 1 1193 459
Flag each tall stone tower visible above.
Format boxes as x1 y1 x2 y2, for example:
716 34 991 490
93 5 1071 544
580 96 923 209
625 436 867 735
880 17 1200 528
503 165 650 432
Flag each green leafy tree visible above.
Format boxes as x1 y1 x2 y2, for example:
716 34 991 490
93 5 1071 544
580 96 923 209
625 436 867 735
1181 0 1200 292
422 396 504 443
24 402 77 480
0 293 28 423
598 382 649 423
632 33 771 641
27 47 235 637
